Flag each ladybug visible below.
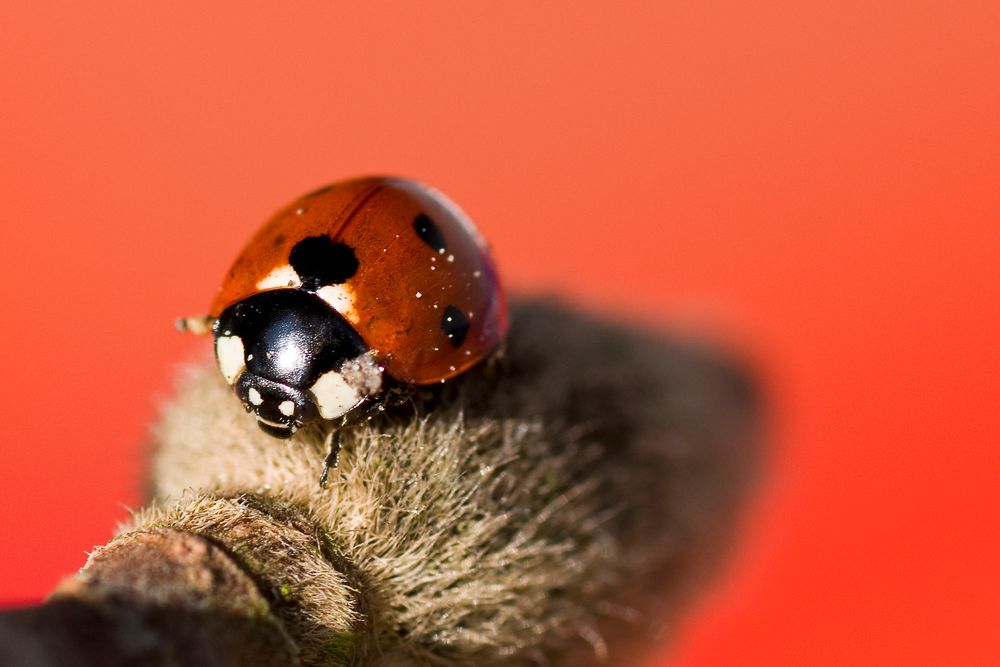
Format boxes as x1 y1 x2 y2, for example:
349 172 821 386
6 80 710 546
180 176 507 452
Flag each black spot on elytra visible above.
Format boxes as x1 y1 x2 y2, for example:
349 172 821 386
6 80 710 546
441 305 470 348
413 213 447 253
288 236 358 291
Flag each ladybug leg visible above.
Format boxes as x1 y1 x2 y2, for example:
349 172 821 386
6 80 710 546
318 418 348 488
318 430 340 488
175 315 214 335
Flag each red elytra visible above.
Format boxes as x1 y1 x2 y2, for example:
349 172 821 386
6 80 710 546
210 176 508 386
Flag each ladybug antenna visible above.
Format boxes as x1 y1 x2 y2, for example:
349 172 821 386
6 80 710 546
175 315 214 336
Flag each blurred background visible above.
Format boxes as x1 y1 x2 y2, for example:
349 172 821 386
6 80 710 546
1 2 997 665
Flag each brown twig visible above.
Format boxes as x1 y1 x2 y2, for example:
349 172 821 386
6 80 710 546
0 300 761 666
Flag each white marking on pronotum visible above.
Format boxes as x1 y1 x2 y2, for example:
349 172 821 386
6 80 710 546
316 284 359 324
278 400 295 417
248 387 263 406
310 371 361 420
310 351 383 420
257 264 302 290
216 335 246 384
415 291 422 298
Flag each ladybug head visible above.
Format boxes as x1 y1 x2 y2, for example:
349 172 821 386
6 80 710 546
233 373 318 438
212 289 383 438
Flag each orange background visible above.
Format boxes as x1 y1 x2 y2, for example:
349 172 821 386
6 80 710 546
1 3 998 665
